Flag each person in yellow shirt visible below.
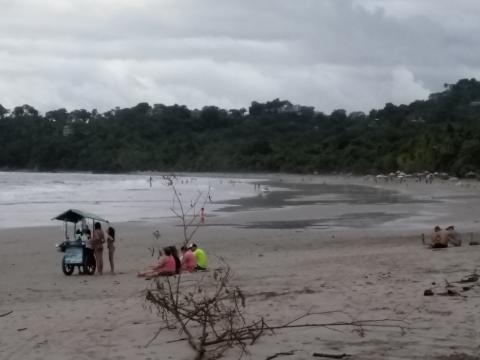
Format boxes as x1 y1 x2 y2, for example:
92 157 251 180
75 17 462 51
190 243 208 271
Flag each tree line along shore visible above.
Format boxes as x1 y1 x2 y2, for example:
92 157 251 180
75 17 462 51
1 78 480 177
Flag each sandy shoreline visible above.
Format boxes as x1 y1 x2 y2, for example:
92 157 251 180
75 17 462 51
1 175 480 359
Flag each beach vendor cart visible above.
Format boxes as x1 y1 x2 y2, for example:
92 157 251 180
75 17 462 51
53 209 109 276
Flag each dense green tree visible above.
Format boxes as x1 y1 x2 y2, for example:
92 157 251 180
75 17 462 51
1 78 480 176
0 104 8 119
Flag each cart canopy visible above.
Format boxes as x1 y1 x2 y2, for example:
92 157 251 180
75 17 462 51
52 209 109 224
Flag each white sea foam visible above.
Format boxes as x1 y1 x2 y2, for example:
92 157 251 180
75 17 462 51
0 172 260 229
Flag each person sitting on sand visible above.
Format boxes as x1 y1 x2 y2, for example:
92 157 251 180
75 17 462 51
190 243 208 271
138 247 176 277
446 225 462 247
181 245 197 272
438 228 450 248
430 226 447 248
169 246 181 274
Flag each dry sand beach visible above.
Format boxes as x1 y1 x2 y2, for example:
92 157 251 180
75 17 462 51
1 175 480 360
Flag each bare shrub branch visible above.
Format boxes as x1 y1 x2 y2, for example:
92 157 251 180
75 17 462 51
144 175 409 359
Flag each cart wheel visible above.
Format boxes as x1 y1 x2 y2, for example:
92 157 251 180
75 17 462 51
83 256 96 275
62 258 75 276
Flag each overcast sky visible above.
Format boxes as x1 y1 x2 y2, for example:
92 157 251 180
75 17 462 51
0 0 479 114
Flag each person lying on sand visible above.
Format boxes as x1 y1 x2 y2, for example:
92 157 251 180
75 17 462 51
138 247 176 277
430 226 448 248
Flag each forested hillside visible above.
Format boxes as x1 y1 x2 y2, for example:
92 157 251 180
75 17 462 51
2 78 480 176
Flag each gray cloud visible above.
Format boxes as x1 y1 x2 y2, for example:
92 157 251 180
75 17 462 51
0 0 479 113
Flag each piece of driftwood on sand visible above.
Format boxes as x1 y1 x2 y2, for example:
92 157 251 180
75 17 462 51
0 310 13 318
312 353 351 359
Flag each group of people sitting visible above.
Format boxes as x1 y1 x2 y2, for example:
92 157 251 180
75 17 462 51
138 243 207 277
430 225 462 248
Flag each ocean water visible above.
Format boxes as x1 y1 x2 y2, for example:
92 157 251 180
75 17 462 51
3 172 474 233
0 172 260 229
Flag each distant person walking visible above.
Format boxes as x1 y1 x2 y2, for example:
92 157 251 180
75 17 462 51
149 176 153 188
200 207 206 224
92 222 105 275
107 226 116 274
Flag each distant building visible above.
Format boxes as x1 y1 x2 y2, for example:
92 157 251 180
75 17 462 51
191 109 201 119
280 104 300 114
278 104 308 115
406 114 425 123
63 125 73 137
428 92 448 101
410 117 425 123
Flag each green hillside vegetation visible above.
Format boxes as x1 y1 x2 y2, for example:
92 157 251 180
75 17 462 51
1 78 480 176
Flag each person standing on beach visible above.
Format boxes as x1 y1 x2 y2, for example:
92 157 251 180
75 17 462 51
82 228 94 269
106 226 116 274
92 222 105 275
200 207 206 224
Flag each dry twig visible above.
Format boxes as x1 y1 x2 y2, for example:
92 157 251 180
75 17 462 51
145 176 409 359
0 310 13 318
312 353 351 359
266 350 296 360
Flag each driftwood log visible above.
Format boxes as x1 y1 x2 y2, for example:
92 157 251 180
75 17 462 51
0 310 13 318
312 353 351 359
265 350 296 360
